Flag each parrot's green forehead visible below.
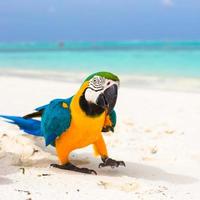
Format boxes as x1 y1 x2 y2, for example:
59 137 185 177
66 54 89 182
84 72 120 82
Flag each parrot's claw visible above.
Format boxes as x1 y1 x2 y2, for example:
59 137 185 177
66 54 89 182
98 157 126 168
50 163 97 175
102 126 114 132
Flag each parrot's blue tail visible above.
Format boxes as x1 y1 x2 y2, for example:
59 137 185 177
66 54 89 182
0 115 42 136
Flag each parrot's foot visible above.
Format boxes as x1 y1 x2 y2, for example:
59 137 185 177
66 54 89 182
50 163 97 175
102 125 114 132
99 157 126 168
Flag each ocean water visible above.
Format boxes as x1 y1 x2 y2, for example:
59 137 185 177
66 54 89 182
0 41 200 79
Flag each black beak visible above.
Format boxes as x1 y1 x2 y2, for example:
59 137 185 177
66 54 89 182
96 84 118 114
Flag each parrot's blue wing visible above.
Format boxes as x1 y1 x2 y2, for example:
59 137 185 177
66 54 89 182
35 98 64 112
41 97 72 146
35 97 73 112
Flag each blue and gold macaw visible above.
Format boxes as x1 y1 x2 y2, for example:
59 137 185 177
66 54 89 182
0 71 125 174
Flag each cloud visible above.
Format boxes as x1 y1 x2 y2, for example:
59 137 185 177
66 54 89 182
162 0 174 7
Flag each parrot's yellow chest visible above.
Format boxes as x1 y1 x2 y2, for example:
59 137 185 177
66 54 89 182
56 82 106 151
68 107 105 148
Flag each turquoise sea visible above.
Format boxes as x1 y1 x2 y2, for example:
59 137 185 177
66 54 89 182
0 41 200 79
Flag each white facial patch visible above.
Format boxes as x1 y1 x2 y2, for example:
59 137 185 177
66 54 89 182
84 76 119 104
84 88 101 103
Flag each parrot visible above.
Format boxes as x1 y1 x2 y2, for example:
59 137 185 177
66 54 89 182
0 71 125 175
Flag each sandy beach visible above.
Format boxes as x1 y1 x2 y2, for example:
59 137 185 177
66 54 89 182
0 74 200 200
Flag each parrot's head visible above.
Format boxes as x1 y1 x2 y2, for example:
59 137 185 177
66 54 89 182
80 72 120 115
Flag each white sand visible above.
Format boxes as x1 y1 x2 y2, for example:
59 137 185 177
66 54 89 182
0 75 200 200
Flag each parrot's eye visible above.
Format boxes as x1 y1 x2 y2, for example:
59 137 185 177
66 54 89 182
89 76 105 91
93 77 98 84
92 76 105 86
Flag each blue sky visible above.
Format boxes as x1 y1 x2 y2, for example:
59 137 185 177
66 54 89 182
0 0 200 42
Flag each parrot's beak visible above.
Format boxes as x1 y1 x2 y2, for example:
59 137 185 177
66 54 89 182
96 84 118 114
